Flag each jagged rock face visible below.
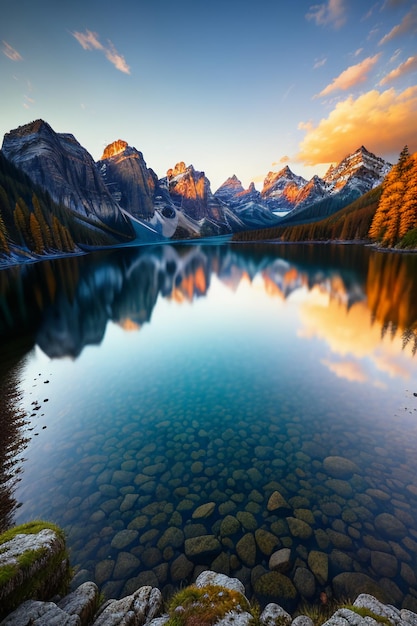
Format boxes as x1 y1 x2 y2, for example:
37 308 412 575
215 177 262 206
261 147 391 218
165 162 241 236
1 120 131 234
261 166 307 211
215 175 245 201
166 162 209 221
98 140 157 219
323 146 391 193
294 175 327 207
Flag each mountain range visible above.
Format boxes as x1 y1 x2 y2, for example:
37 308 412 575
0 119 392 257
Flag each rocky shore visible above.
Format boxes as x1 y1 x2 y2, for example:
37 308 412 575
3 570 417 626
2 524 417 626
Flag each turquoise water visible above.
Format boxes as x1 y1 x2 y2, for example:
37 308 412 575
2 242 417 608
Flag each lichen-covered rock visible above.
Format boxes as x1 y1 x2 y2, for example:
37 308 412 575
214 610 253 625
260 602 292 626
0 522 70 620
353 593 401 621
93 585 162 626
57 581 99 624
292 616 314 626
195 571 246 595
0 600 80 625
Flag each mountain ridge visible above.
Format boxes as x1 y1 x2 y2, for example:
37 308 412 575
0 119 394 260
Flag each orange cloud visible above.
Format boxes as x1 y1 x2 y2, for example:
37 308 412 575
379 6 417 45
317 54 381 97
379 55 417 85
2 41 23 61
321 358 368 383
72 29 130 74
306 0 346 29
272 156 290 167
298 296 414 383
297 86 417 166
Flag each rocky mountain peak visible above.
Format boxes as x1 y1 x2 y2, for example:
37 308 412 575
101 140 128 161
5 119 52 139
323 145 391 190
216 176 245 195
167 162 193 179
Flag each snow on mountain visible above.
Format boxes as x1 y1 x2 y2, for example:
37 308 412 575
323 145 392 194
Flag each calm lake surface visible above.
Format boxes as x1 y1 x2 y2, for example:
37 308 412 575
2 242 417 609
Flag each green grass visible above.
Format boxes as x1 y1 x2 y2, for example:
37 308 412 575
0 520 70 620
343 605 393 626
0 520 64 546
166 584 252 626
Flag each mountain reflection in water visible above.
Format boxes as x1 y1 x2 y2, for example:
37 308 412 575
1 242 417 609
1 243 416 359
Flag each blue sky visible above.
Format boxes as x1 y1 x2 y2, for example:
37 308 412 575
1 0 416 191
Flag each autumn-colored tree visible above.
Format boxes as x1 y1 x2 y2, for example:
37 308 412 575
399 154 417 239
32 193 53 249
60 224 75 252
51 215 63 250
29 213 44 254
368 146 416 247
0 213 9 253
14 199 30 246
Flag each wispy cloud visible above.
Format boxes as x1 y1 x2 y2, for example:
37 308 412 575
297 85 417 166
316 54 381 97
23 95 35 110
390 48 402 63
379 55 417 84
313 57 327 69
72 30 103 51
271 156 290 167
379 5 417 44
71 29 130 74
2 41 23 61
306 0 346 29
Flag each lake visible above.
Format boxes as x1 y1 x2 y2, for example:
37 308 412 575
1 241 417 610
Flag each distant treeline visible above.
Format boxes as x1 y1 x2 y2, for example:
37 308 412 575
233 147 417 249
232 186 381 243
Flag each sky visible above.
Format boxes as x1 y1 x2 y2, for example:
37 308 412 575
1 0 417 191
